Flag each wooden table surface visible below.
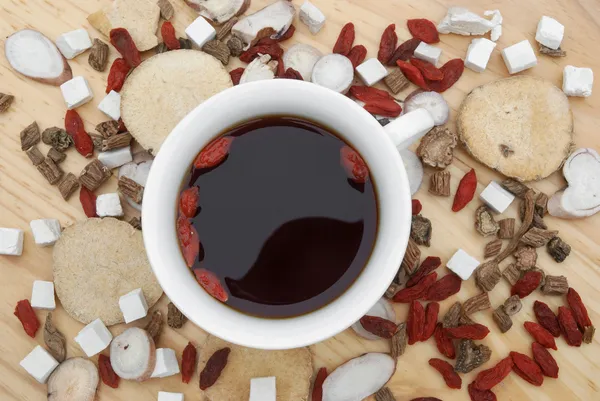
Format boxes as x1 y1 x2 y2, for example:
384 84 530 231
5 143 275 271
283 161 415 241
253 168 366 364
1 0 599 400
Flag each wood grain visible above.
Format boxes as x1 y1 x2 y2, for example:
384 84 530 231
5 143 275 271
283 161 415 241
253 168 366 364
1 0 599 400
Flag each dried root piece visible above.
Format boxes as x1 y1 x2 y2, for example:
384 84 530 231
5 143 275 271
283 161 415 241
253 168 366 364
535 193 549 215
20 122 40 151
37 158 64 185
443 302 462 328
187 0 249 24
401 239 421 275
167 302 187 328
459 312 476 326
455 339 492 374
157 0 175 20
375 387 397 401
227 36 244 56
216 17 239 41
514 246 537 270
493 307 513 333
88 39 109 72
118 176 144 203
547 236 571 263
542 275 568 295
110 328 156 381
47 358 99 401
463 293 491 316
475 261 501 292
240 54 278 84
26 146 44 166
203 40 231 65
521 227 558 247
96 120 119 138
417 127 457 168
583 326 596 344
44 313 66 363
232 1 294 48
144 310 163 342
502 263 521 286
391 323 407 360
384 283 401 299
484 238 502 259
57 173 79 200
498 218 515 239
283 44 322 81
351 298 395 341
475 206 499 237
128 217 142 230
494 190 535 263
501 179 530 198
384 69 409 94
503 295 522 316
410 215 432 247
539 44 566 57
48 148 66 164
0 93 15 113
79 159 111 191
429 171 451 196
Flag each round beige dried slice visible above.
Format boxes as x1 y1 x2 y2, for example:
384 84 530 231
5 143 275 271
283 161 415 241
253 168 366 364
457 76 573 182
199 335 312 401
53 218 162 326
120 50 232 154
47 358 99 401
110 328 156 381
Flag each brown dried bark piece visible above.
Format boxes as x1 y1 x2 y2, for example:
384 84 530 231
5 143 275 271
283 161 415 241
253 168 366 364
475 261 501 292
391 322 407 360
47 148 66 164
417 127 458 169
200 347 231 390
129 217 142 230
442 302 462 328
495 190 535 263
547 236 571 263
227 36 244 57
88 38 109 71
20 122 40 150
157 0 174 20
96 120 119 138
583 326 595 344
514 246 537 270
90 133 103 151
144 310 163 342
429 171 451 196
501 179 530 198
521 227 558 247
520 200 547 229
455 339 492 373
484 238 502 259
37 158 64 184
502 295 522 316
167 302 187 328
0 93 15 113
216 17 239 41
26 146 44 165
383 69 409 94
498 218 515 239
118 176 144 203
475 206 499 237
79 159 111 190
102 133 132 151
542 275 568 295
502 263 522 286
401 238 421 275
394 265 409 287
539 44 566 57
203 40 231 65
44 312 66 362
384 283 401 299
459 312 476 326
493 306 513 333
155 42 169 54
179 37 193 49
375 387 397 401
42 127 72 152
410 215 432 247
58 173 80 200
463 293 491 316
535 192 549 215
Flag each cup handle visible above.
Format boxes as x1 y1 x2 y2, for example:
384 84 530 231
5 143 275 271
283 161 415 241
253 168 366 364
383 108 435 150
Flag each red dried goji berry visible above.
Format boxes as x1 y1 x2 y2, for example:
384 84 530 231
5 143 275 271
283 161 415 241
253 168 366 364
429 358 462 389
359 315 397 339
396 60 428 89
473 356 513 390
98 354 119 388
445 324 490 340
566 287 592 330
406 256 441 287
180 187 199 218
281 67 304 80
110 28 141 67
452 168 477 212
377 24 398 64
422 302 440 341
230 67 245 85
363 98 402 118
407 19 439 44
14 299 39 338
388 37 421 66
407 300 425 345
277 24 296 42
510 351 543 386
105 58 131 94
239 43 284 63
340 146 369 184
194 137 234 169
434 323 456 359
425 273 462 301
534 301 561 337
524 321 557 350
347 45 367 68
274 56 286 78
181 342 197 384
410 57 443 81
65 109 94 157
118 118 127 133
557 306 583 347
349 85 392 102
412 199 422 215
427 59 465 93
161 21 181 50
199 347 230 390
79 187 97 217
333 23 355 55
393 272 438 303
194 268 229 302
468 381 497 401
531 342 559 378
312 367 328 401
511 271 542 299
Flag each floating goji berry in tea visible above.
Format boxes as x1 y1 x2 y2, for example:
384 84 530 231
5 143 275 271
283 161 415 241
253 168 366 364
377 24 398 64
359 315 397 339
239 43 284 63
393 272 438 303
426 59 465 93
534 301 561 337
340 146 369 184
445 324 490 340
407 19 439 44
412 199 422 215
531 342 559 378
14 299 39 338
230 67 245 85
363 98 402 118
452 168 477 212
177 213 199 267
181 342 197 384
406 257 441 287
429 358 462 389
105 58 131 94
510 351 543 386
410 58 443 81
180 187 199 218
396 60 428 89
557 306 583 347
511 270 542 298
524 321 557 350
194 268 229 302
312 367 328 401
407 300 425 344
110 28 141 67
421 302 440 341
566 287 592 330
468 382 497 401
333 22 355 55
161 21 181 50
194 137 234 169
79 187 97 218
281 68 304 80
98 354 119 388
65 110 94 157
199 347 230 390
349 85 392 102
425 274 462 301
434 323 456 359
388 37 421 65
347 44 368 68
473 356 513 390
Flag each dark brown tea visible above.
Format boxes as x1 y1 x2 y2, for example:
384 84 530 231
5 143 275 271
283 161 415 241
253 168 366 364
179 116 378 318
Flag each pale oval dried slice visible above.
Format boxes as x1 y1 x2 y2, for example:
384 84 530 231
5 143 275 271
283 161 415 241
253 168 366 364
118 160 153 211
199 336 312 401
240 54 277 84
458 76 573 181
53 218 162 325
232 0 296 48
312 54 354 94
47 358 99 401
404 91 449 126
121 50 232 154
186 0 250 24
322 353 395 401
283 44 323 81
110 328 156 381
5 29 72 86
351 298 396 340
400 149 423 195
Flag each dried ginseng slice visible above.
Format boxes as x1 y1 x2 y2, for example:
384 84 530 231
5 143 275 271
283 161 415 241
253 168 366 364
110 328 156 381
312 54 354 94
283 43 323 81
47 358 99 401
352 298 396 340
404 91 450 126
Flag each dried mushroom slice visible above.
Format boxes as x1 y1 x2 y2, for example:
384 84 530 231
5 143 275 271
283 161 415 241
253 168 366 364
547 237 571 263
410 215 432 247
475 206 499 237
475 261 501 292
417 127 458 169
442 302 462 328
514 246 537 270
455 339 492 373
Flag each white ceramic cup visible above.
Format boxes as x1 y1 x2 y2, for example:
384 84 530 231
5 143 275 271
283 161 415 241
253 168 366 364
143 79 414 350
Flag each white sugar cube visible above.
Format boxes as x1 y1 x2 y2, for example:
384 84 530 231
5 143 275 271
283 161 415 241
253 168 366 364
250 377 276 401
299 1 326 34
385 108 435 150
20 345 59 384
98 90 121 120
563 65 594 97
447 249 480 281
96 193 124 217
480 181 515 213
31 280 56 310
60 76 93 109
356 58 389 86
465 38 496 73
56 29 92 59
119 288 148 323
535 16 564 50
185 16 216 48
29 218 61 247
158 392 184 401
151 348 180 378
501 40 537 74
0 228 24 256
98 146 132 169
414 42 442 66
74 318 113 357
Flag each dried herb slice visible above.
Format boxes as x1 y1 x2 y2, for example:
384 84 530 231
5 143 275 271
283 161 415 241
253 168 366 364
492 307 512 333
79 159 111 190
547 237 571 263
502 263 521 286
494 190 535 263
26 146 44 165
0 93 14 113
20 121 40 150
475 261 501 292
89 38 109 72
383 69 409 94
429 171 451 196
167 302 187 328
57 173 80 200
541 275 568 295
37 158 64 185
497 218 515 239
401 238 421 275
521 227 558 248
463 293 491 316
514 246 537 270
455 339 492 373
475 206 499 237
442 302 462 328
410 215 432 246
391 322 407 360
501 179 530 198
44 312 66 362
144 310 163 342
484 239 502 259
502 295 522 316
